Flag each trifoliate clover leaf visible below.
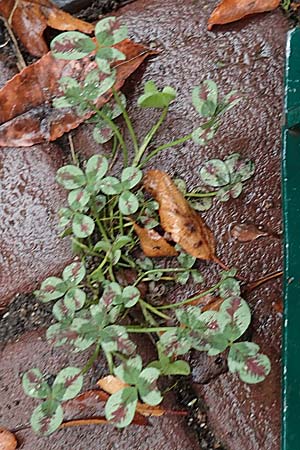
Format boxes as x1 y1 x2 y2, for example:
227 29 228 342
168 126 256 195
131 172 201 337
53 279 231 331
114 355 143 385
138 81 176 108
51 32 96 60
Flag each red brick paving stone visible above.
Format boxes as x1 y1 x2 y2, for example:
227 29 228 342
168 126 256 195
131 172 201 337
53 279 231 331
0 144 73 307
0 50 72 308
72 1 288 449
0 330 200 450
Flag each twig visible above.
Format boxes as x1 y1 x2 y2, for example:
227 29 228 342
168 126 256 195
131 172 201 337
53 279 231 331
244 270 283 293
0 14 26 71
68 133 78 165
8 0 19 25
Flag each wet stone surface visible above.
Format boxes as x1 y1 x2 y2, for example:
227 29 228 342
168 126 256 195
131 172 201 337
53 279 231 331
0 144 73 308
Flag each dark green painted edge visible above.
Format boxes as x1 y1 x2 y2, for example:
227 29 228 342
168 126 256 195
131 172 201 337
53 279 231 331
282 27 300 450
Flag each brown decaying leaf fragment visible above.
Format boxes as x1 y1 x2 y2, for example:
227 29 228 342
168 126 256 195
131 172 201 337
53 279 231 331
0 427 17 450
143 170 218 263
0 0 94 57
133 223 178 257
229 223 268 242
0 40 154 147
207 0 280 30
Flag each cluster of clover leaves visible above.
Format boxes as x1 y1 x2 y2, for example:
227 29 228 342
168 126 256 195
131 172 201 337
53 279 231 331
22 16 271 436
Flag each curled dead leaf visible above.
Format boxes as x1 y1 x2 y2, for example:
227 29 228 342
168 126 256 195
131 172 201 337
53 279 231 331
0 40 154 147
143 170 217 262
229 223 268 242
0 427 17 450
133 223 178 257
207 0 280 30
0 0 94 57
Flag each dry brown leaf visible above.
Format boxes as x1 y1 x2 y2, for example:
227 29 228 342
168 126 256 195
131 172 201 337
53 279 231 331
143 170 217 262
207 0 280 30
133 223 178 257
0 40 154 147
230 223 268 242
0 0 94 57
0 427 17 450
97 375 128 395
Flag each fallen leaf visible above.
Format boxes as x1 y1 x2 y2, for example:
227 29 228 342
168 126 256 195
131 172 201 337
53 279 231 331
0 427 17 450
207 0 280 30
143 170 218 262
133 223 178 257
97 375 128 395
229 223 268 242
0 39 154 147
0 0 94 57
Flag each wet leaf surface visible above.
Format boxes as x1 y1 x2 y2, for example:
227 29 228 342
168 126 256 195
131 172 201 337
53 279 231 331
0 0 94 57
0 40 154 147
133 223 178 257
208 0 280 30
229 223 268 242
0 427 17 450
143 170 217 262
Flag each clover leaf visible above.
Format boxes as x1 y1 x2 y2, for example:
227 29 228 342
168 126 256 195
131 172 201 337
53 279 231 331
138 81 176 108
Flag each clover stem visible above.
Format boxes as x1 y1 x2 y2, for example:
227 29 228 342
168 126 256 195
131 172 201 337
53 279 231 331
185 191 217 198
126 326 177 333
139 300 158 326
89 251 110 280
112 88 139 154
132 106 169 166
71 238 100 257
157 280 223 310
139 132 192 168
89 102 128 165
81 343 100 375
139 299 171 320
133 268 191 286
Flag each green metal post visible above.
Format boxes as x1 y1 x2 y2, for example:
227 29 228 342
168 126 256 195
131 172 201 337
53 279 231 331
282 27 300 450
